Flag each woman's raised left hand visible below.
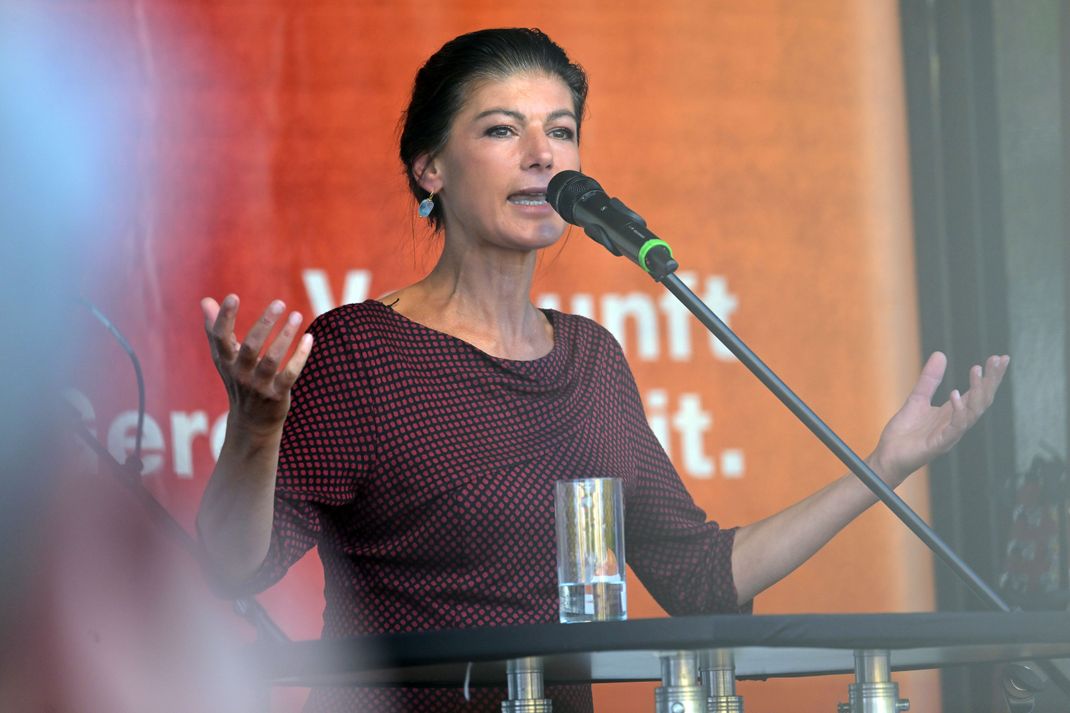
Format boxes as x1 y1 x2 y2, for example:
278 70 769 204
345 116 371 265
869 351 1010 486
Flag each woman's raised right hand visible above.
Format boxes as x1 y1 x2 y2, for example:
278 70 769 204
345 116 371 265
201 294 314 434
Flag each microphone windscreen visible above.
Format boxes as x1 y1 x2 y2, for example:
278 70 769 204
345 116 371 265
547 170 603 224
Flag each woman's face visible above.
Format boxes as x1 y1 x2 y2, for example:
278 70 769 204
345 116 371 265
419 72 581 252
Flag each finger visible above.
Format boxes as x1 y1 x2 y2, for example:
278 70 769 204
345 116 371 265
236 300 286 370
208 294 241 361
909 351 948 404
201 297 221 361
964 364 987 418
254 311 304 382
985 354 1010 384
210 294 239 336
274 333 314 393
973 354 1010 408
200 297 220 331
948 388 970 434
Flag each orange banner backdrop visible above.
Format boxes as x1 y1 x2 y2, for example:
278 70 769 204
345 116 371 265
61 1 935 710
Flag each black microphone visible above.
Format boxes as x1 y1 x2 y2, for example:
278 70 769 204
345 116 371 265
547 170 678 280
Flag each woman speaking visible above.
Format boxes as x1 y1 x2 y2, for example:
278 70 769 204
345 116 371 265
196 28 1008 713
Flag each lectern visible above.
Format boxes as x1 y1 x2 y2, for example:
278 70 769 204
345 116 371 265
249 611 1070 711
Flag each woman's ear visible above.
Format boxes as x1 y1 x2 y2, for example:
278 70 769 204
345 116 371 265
413 153 443 195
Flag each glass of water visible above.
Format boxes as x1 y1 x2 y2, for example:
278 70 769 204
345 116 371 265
554 478 627 623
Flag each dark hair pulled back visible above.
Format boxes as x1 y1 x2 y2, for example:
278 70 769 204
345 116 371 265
399 28 588 230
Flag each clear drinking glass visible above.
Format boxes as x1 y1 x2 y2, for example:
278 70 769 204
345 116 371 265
554 478 627 623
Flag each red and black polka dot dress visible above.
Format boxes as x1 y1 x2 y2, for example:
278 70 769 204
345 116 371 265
245 300 743 712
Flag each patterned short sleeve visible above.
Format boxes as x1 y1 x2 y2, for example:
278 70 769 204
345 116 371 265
603 338 751 615
239 308 378 594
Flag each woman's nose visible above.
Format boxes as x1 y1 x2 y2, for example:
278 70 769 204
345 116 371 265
521 130 553 169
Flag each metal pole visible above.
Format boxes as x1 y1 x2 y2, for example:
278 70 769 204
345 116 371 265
501 657 552 713
700 649 743 713
837 650 909 713
655 651 707 713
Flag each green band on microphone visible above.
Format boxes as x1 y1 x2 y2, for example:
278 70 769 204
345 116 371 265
637 239 673 274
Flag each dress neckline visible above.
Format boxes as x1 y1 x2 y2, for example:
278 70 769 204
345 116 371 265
365 298 562 366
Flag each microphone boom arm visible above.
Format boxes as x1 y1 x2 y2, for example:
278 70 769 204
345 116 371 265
547 167 1070 692
654 269 1070 698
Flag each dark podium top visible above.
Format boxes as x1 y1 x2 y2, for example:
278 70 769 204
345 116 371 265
250 612 1070 688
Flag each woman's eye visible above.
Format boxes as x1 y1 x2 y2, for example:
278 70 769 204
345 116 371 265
549 127 576 141
485 125 515 138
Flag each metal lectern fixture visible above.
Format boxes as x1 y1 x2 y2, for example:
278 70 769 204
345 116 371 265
700 649 744 713
655 651 708 713
501 657 552 713
837 650 909 713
